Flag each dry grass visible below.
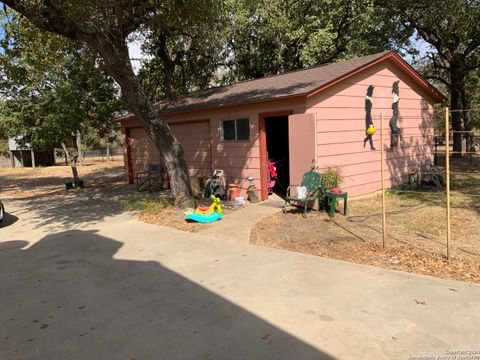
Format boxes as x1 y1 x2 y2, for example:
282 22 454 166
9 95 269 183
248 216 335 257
0 160 126 199
251 160 480 284
122 196 210 233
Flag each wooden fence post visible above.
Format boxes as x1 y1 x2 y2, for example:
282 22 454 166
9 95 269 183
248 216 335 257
445 107 451 260
381 113 386 250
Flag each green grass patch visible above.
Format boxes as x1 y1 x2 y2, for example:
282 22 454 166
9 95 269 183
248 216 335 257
451 174 480 194
122 196 175 214
387 190 444 206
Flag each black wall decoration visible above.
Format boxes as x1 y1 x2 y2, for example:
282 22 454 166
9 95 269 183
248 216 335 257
389 80 400 149
363 85 376 151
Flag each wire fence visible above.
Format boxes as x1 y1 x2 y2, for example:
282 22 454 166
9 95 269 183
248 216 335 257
434 133 480 166
373 107 479 261
336 108 480 262
55 148 124 164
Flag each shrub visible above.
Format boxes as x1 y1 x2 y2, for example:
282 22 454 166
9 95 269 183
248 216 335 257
322 166 343 189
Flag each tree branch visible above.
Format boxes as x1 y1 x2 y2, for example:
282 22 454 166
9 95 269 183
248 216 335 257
424 74 451 87
405 15 450 60
428 53 450 71
2 0 96 43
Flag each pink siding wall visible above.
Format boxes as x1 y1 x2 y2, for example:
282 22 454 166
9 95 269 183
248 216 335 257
169 121 211 176
168 98 305 195
306 61 436 197
122 97 305 196
129 127 162 178
120 59 438 198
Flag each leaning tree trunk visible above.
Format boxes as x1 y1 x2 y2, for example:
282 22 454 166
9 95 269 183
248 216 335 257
1 1 194 209
61 141 80 183
93 39 195 209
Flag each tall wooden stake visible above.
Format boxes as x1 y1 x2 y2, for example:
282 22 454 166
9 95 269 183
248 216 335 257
380 113 386 249
445 107 451 260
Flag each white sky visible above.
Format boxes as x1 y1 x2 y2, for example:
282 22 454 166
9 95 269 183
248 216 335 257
404 32 435 64
128 39 144 74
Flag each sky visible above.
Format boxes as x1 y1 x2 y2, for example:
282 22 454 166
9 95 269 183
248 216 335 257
403 32 433 64
128 39 144 74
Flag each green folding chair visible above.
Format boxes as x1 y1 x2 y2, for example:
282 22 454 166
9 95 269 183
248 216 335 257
283 171 323 217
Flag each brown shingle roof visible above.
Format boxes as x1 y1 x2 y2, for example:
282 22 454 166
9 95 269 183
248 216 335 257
157 51 391 114
117 51 444 120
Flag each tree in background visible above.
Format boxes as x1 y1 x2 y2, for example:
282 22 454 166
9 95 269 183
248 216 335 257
222 0 406 82
2 0 477 206
383 0 480 153
2 0 224 209
0 13 122 181
137 9 226 102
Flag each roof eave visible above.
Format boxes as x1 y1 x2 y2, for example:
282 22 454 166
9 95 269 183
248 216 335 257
306 51 446 104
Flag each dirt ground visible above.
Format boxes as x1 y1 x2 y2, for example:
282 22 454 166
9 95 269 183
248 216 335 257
3 158 479 283
0 161 242 234
0 160 126 199
251 158 480 284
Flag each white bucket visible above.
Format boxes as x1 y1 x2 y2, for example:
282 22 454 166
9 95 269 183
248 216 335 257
234 196 245 205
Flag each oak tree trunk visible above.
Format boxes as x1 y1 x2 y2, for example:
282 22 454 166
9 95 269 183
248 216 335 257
1 1 195 209
61 141 80 183
93 40 195 209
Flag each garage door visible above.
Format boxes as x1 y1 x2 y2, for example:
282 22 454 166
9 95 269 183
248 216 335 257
129 127 163 180
128 121 211 182
170 121 212 177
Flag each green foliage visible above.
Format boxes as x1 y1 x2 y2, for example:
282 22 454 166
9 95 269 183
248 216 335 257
0 12 123 150
384 0 480 135
0 139 8 156
322 166 343 190
137 1 226 101
222 0 403 82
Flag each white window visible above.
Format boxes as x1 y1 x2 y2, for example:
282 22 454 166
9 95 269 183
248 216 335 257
220 118 250 141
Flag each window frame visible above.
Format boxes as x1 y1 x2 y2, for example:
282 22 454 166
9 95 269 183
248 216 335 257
220 117 250 142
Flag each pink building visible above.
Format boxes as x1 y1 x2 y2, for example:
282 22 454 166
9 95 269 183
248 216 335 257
119 51 445 200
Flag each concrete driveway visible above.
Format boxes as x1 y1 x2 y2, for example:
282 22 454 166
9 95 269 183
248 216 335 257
1 192 479 360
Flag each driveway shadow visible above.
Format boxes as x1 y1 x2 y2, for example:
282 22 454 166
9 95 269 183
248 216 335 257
0 231 335 360
4 184 166 231
0 212 19 228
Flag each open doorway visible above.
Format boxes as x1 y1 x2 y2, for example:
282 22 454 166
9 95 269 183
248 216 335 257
265 116 290 195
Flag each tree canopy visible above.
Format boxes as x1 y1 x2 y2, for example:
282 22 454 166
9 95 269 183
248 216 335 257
0 13 122 152
383 0 480 150
1 0 223 208
222 0 406 82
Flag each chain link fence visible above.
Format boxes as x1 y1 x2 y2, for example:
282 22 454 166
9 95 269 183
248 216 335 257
55 148 124 164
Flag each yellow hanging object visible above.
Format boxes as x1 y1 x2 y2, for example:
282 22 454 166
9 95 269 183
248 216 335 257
367 125 376 135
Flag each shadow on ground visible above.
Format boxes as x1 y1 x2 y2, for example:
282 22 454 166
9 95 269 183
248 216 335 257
4 184 164 231
0 212 19 228
0 231 334 360
0 164 126 198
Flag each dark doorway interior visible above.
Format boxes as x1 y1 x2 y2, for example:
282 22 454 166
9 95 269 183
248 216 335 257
265 116 289 195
